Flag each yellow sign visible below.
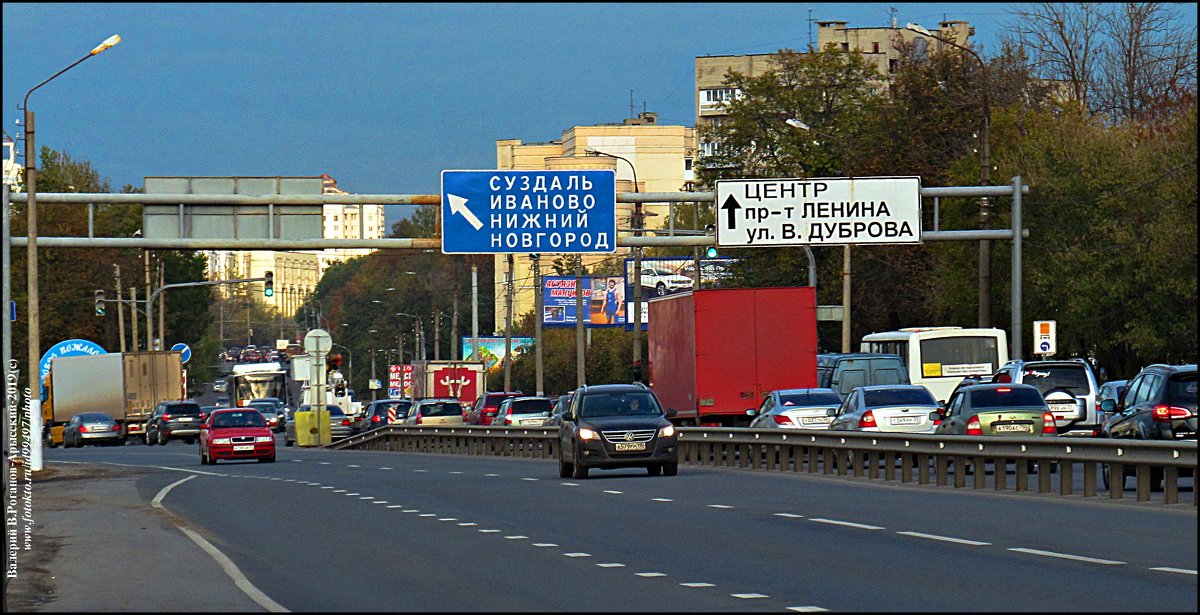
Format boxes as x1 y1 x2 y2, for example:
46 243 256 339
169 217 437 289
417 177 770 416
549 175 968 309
922 363 943 378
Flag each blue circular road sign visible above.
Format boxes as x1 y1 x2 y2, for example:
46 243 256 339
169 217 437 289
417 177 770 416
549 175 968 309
171 343 192 364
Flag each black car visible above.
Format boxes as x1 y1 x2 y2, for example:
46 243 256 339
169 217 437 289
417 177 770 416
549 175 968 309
145 401 206 445
354 399 413 434
1100 364 1197 490
558 384 678 479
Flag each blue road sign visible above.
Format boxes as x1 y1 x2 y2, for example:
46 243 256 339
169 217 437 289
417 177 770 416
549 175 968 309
1039 341 1051 353
40 339 107 384
441 170 617 254
171 342 192 364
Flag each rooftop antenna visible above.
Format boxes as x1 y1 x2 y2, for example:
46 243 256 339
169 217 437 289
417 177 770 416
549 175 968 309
629 89 635 120
807 8 814 50
889 6 898 29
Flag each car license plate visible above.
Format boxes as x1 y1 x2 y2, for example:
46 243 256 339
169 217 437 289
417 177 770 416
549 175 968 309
232 445 254 451
801 417 831 425
614 442 647 451
994 423 1032 433
890 416 921 425
178 417 193 422
521 418 544 426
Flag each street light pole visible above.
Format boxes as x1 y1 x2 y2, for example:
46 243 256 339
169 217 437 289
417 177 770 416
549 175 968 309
586 149 643 382
20 34 120 471
907 23 992 327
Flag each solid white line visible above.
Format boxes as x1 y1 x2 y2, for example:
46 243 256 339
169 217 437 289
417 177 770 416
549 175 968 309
680 582 714 588
458 522 478 526
439 518 458 522
597 563 625 568
1149 567 1197 575
787 607 829 612
774 513 805 518
533 543 558 547
152 476 289 612
386 505 404 509
732 593 769 599
604 490 623 494
896 531 990 546
810 518 884 530
564 553 592 558
636 572 667 577
1007 548 1124 565
652 498 673 502
707 504 733 509
478 529 501 533
505 535 528 540
561 482 579 486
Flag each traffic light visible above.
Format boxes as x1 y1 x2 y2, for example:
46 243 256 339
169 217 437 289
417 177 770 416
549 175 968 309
263 271 274 297
705 247 719 258
94 290 105 316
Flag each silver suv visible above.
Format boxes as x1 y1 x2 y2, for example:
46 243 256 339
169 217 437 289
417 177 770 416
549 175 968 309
992 359 1100 436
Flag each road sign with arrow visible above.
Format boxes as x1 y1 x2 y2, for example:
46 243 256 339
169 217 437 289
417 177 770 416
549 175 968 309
440 170 616 254
715 176 921 248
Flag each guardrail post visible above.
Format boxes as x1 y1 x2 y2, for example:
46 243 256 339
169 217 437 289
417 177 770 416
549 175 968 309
884 452 896 481
1109 463 1124 499
995 458 1007 491
1135 465 1151 502
935 455 947 486
868 451 879 480
973 458 986 490
1164 467 1178 504
1082 461 1096 497
1038 460 1053 493
1059 461 1073 496
901 453 913 483
953 456 966 488
808 446 819 473
835 449 848 476
1016 458 1029 491
917 454 930 484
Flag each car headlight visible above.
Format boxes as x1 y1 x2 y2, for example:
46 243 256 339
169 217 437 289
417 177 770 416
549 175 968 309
212 438 231 444
255 436 273 443
578 427 599 441
658 424 675 438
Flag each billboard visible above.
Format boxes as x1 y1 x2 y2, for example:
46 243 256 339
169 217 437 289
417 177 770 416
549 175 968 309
621 257 737 329
542 276 628 327
462 337 534 371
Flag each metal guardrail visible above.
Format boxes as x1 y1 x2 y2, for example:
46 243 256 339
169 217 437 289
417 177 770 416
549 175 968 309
331 426 1197 506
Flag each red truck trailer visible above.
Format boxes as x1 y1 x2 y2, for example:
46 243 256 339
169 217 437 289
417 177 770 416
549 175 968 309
648 287 818 427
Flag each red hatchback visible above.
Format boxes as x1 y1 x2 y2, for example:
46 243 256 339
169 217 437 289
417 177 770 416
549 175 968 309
467 392 523 425
200 409 276 465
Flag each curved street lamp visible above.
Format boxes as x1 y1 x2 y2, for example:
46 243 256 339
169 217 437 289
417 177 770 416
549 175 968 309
21 34 121 471
906 22 993 327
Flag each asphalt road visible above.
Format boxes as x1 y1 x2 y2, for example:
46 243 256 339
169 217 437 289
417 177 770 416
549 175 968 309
14 438 1197 612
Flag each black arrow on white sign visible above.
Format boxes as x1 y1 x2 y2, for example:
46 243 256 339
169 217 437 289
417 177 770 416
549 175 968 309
721 195 742 230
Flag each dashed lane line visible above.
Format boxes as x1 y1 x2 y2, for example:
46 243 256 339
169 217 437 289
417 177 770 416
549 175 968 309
896 531 990 546
680 582 715 588
1007 548 1124 565
1150 567 1197 575
809 518 884 530
732 593 769 599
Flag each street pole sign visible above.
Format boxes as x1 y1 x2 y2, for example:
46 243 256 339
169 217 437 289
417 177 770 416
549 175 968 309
170 342 192 364
440 170 616 254
716 176 921 247
1034 320 1057 356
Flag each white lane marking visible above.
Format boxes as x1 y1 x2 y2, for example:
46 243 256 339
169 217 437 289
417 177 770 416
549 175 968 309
533 543 558 547
438 518 458 521
1007 548 1124 565
290 460 301 463
732 593 769 599
561 482 579 486
505 535 528 540
386 505 405 509
333 490 346 493
564 553 592 558
680 582 715 588
478 529 501 533
485 473 500 477
707 504 734 509
319 462 330 465
604 490 623 495
897 531 990 546
321 486 335 490
787 607 829 612
596 563 625 568
810 518 884 530
379 467 393 470
449 471 464 475
636 572 667 578
347 464 360 468
152 476 289 612
345 493 360 496
402 509 419 513
358 496 374 500
458 522 478 526
1150 567 1197 575
419 514 437 517
283 479 296 482
414 469 428 473
652 498 673 502
522 477 539 481
774 513 804 518
371 501 388 505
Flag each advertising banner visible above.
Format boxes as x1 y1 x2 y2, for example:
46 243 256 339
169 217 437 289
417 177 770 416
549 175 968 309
541 276 628 327
621 257 737 330
462 337 534 371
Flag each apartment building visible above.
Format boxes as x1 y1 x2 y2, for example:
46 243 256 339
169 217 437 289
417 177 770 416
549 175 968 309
493 112 697 331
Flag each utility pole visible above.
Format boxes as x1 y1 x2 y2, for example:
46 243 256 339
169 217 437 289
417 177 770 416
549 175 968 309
575 254 586 387
144 251 152 350
157 265 165 351
503 253 514 392
533 254 544 396
842 245 852 352
471 259 479 363
115 265 126 352
632 203 644 383
130 286 139 352
433 309 441 361
451 284 459 361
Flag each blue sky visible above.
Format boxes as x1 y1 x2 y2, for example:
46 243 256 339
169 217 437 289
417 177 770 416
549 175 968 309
4 3 1196 227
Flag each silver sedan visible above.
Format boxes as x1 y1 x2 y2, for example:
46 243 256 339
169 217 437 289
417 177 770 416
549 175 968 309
828 385 941 433
749 388 842 429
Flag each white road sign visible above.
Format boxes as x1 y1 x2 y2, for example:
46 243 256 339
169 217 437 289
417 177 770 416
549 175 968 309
715 176 922 247
1034 320 1057 355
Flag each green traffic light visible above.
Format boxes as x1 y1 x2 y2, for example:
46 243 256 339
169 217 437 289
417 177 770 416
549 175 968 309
705 247 719 258
264 288 274 297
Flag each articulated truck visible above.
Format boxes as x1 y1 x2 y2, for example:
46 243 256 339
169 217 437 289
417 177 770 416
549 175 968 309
42 351 183 446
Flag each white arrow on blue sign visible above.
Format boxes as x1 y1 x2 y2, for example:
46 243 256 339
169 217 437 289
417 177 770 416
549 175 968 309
441 170 617 254
171 342 192 364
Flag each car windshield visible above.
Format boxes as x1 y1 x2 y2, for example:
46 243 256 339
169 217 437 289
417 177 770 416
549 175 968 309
1020 365 1090 396
580 392 661 418
421 402 463 417
211 412 267 428
511 399 552 415
863 388 936 408
970 387 1047 408
249 404 276 414
1168 373 1197 404
778 391 841 407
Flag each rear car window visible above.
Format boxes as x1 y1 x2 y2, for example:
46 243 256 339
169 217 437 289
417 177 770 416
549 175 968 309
863 388 936 408
512 399 552 415
422 402 463 417
1020 365 1090 396
970 387 1048 408
1168 373 1197 404
779 392 841 407
79 413 113 422
169 403 202 415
